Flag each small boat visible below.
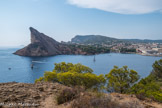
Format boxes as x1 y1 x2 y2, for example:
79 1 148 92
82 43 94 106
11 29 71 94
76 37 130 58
8 68 11 70
31 64 34 69
93 55 96 62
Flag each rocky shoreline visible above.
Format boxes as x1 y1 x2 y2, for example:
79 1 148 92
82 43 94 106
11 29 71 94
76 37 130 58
136 53 162 57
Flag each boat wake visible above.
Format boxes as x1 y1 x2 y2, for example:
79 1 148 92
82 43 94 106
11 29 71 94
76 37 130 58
32 61 47 63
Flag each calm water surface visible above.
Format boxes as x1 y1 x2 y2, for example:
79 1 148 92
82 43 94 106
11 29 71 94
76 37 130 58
0 48 161 83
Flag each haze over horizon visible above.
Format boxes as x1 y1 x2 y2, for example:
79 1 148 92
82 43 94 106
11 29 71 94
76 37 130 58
0 0 162 47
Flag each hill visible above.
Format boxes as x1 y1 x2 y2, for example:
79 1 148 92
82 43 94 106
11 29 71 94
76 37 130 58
71 35 162 44
71 35 122 45
122 39 162 43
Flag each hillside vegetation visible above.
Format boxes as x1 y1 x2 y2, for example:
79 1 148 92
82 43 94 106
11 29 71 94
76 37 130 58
35 59 162 107
130 59 162 102
71 35 162 44
71 35 122 45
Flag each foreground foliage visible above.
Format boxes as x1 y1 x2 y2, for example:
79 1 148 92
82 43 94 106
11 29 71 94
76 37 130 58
152 59 162 79
130 59 162 102
35 62 106 90
36 59 162 102
105 66 140 93
56 88 77 104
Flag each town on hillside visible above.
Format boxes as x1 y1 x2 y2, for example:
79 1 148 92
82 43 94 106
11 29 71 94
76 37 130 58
66 35 162 56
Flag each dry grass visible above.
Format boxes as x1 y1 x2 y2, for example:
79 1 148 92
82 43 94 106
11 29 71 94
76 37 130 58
56 88 77 105
56 87 144 108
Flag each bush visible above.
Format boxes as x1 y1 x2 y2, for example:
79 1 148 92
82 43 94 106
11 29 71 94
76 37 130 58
57 72 106 89
71 92 143 108
152 59 162 78
130 74 162 102
130 59 162 102
44 71 57 82
56 88 77 105
105 66 140 93
71 94 114 108
54 62 93 73
35 62 106 90
35 77 44 83
135 93 146 100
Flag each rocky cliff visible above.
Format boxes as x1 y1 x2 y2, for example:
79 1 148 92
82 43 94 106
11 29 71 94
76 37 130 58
14 27 72 56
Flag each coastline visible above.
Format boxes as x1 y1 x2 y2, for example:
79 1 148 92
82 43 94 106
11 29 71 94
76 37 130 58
137 53 162 57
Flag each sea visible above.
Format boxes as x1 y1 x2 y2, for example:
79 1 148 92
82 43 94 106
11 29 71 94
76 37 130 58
0 48 161 83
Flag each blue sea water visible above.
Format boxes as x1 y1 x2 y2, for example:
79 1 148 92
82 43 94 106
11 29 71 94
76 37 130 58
0 48 161 83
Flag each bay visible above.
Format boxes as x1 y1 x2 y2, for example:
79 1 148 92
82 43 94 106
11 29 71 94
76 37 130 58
0 48 161 83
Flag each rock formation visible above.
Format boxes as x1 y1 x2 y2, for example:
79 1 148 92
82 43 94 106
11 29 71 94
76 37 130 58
14 27 72 56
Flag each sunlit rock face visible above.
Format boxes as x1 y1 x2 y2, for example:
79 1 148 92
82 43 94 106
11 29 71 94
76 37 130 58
14 27 72 56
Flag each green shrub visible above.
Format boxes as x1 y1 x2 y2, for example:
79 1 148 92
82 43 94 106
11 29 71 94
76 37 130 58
44 71 57 82
35 62 106 90
57 72 106 89
130 59 162 102
105 66 140 93
54 62 93 73
152 59 162 78
35 77 44 83
130 75 162 102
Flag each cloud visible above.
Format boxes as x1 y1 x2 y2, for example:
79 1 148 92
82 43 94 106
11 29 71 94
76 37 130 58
67 0 162 14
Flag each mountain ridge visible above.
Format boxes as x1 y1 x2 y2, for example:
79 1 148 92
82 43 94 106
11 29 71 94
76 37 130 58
71 35 121 44
122 39 162 43
71 35 162 44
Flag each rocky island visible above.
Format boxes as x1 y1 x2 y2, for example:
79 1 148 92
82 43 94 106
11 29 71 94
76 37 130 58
14 27 74 56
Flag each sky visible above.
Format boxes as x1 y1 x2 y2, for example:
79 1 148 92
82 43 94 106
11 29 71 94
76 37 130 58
0 0 162 47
